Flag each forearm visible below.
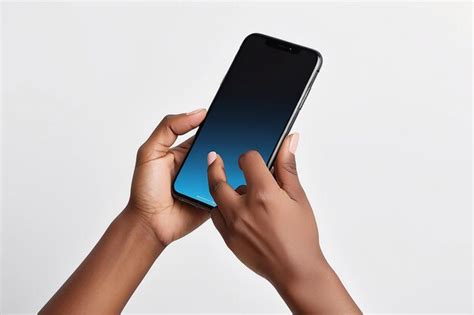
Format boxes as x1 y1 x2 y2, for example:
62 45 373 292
274 257 361 314
40 208 162 315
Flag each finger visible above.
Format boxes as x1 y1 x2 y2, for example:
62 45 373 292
235 185 247 195
145 109 206 154
207 152 239 220
238 150 278 190
211 208 228 238
274 133 306 201
171 135 195 167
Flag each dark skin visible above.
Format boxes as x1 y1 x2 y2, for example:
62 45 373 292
207 136 360 313
40 109 361 314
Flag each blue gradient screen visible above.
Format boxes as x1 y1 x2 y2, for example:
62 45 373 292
173 34 318 207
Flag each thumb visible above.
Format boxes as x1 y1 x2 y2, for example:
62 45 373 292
274 133 306 201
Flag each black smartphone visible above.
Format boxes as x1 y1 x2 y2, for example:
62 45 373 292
173 33 322 209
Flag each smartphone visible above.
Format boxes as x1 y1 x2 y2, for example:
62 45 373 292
173 33 322 209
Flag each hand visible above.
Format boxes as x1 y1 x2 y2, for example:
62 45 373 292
207 133 360 314
207 133 320 285
127 109 210 247
40 109 212 315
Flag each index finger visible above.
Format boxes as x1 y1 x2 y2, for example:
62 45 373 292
207 152 240 222
238 150 278 190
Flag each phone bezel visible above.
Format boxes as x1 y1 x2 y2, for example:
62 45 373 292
172 33 323 210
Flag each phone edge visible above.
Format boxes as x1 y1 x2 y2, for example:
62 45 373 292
266 50 323 169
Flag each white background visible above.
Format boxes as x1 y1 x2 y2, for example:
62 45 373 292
1 1 472 314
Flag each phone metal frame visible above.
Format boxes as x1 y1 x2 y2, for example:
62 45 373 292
172 33 323 210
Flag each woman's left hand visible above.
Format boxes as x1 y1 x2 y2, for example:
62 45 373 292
128 108 210 247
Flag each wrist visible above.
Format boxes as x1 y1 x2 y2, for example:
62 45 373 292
273 254 332 294
121 207 165 254
272 255 361 314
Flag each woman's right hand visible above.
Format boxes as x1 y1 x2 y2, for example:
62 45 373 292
207 133 361 314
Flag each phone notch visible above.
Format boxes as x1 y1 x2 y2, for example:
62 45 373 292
265 38 301 54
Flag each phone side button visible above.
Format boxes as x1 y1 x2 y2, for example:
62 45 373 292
299 89 311 109
287 109 300 131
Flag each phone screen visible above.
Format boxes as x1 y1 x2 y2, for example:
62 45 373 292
173 34 321 207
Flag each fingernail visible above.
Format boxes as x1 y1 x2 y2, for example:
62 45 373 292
187 108 206 115
289 133 299 154
207 151 217 166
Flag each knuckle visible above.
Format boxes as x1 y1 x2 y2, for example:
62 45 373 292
253 189 271 205
251 187 278 207
162 114 173 123
211 180 227 195
230 216 244 233
137 144 149 159
239 150 259 164
245 150 260 160
160 114 175 128
280 161 298 176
